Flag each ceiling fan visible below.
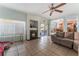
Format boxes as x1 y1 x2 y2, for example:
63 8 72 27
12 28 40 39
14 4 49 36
42 3 66 16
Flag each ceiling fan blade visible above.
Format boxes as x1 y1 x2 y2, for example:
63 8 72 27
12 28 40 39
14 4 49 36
42 9 50 14
51 3 54 6
54 3 66 9
55 9 63 13
50 11 53 16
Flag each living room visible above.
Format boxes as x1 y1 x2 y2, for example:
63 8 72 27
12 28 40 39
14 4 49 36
0 3 79 56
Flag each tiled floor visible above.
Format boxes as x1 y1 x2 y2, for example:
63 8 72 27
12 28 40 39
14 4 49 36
4 36 78 56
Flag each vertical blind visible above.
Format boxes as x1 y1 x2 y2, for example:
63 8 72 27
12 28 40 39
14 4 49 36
0 19 25 41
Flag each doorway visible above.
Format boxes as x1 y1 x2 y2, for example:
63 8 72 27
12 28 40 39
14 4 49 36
40 20 48 37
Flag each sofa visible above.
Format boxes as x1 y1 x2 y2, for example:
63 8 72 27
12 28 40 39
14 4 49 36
51 32 74 48
73 32 79 52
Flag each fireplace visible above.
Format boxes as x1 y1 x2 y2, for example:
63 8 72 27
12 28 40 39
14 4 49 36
30 20 38 39
30 30 38 39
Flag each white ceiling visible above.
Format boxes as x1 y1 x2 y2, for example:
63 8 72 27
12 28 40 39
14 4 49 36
0 3 79 20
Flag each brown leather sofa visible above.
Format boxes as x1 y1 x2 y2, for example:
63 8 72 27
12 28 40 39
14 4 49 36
51 32 74 48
